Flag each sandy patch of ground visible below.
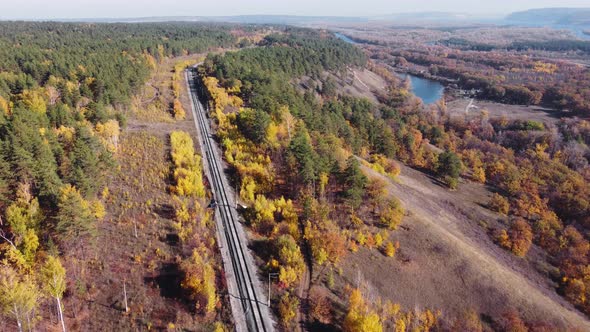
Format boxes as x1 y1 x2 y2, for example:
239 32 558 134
296 68 388 103
333 68 387 103
446 98 564 125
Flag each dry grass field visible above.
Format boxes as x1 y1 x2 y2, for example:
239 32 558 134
310 160 590 330
445 98 563 125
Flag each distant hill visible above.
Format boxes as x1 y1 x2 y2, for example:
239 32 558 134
372 12 501 23
507 8 590 26
53 15 368 25
42 12 497 25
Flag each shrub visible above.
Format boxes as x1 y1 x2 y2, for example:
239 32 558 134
380 198 404 230
383 241 399 257
489 193 510 215
496 219 533 257
309 289 332 323
509 219 533 257
278 292 299 328
343 288 382 332
173 99 186 120
180 249 217 314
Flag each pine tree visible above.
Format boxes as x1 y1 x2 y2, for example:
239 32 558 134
437 150 462 189
236 108 270 144
288 125 317 186
55 184 97 247
343 157 367 209
69 126 103 196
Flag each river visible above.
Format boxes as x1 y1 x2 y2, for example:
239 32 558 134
334 32 357 44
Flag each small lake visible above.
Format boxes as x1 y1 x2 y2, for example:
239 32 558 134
397 73 445 105
334 32 357 44
334 32 445 104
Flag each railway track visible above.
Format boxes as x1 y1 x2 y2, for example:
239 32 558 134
185 67 273 332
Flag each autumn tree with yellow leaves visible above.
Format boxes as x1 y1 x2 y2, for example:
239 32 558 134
343 288 382 332
0 266 40 332
5 183 43 265
275 235 305 288
40 256 67 332
170 131 206 198
181 247 218 314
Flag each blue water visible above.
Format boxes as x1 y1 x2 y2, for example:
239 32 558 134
398 73 445 105
334 32 357 44
335 32 445 104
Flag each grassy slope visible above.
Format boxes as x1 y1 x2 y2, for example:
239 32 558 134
300 67 590 330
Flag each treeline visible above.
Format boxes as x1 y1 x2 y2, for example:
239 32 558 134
441 38 590 53
430 65 543 105
441 38 495 51
0 21 237 330
508 40 590 53
208 30 366 81
204 30 366 115
0 22 235 106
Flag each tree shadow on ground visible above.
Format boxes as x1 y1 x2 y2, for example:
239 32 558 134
154 203 175 219
144 263 184 299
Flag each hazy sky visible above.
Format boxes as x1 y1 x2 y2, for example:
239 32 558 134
2 0 590 19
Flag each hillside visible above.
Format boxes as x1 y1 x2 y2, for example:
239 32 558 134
507 8 590 26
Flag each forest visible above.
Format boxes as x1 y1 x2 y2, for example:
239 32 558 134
200 27 590 331
200 31 426 330
1 19 590 332
0 21 238 331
